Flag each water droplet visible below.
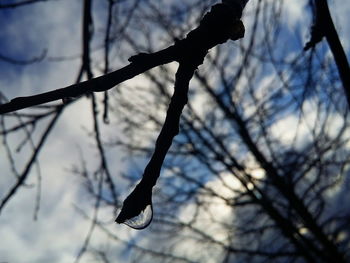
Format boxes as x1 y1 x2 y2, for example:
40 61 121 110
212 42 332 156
123 204 153 230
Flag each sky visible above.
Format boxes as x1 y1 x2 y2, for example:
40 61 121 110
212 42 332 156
0 1 127 262
0 0 350 262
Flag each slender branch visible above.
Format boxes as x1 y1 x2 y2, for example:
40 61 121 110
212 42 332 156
115 59 198 227
0 107 63 214
91 93 118 205
0 49 46 65
305 0 350 107
74 1 100 262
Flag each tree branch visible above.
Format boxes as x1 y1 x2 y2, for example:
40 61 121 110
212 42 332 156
0 4 244 115
115 3 245 228
305 0 350 107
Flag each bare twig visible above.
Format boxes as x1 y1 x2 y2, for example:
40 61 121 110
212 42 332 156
0 49 46 65
0 107 63 214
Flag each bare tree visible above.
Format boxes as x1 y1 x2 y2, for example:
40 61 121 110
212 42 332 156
0 0 349 262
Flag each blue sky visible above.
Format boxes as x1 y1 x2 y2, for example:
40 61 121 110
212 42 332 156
0 0 350 262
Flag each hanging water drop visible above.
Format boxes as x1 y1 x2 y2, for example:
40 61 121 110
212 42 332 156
116 182 154 229
122 204 153 229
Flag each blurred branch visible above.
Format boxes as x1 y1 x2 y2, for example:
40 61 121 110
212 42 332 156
102 0 116 124
0 107 63 214
0 49 46 65
74 1 106 262
195 68 346 262
75 203 197 263
0 0 51 9
305 0 350 107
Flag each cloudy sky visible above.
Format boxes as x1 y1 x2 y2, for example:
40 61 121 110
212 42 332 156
0 1 127 262
0 0 349 262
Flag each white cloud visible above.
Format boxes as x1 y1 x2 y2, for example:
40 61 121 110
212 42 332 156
330 0 350 51
282 0 308 28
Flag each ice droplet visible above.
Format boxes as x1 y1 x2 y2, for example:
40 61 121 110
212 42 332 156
123 204 153 230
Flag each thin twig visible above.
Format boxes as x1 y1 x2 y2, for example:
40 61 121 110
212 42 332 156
0 107 64 214
305 0 350 107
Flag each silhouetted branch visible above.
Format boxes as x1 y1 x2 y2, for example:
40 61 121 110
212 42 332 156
74 1 106 262
0 48 173 114
305 0 350 107
116 3 245 228
0 4 244 115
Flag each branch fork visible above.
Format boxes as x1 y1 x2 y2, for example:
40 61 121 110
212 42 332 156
0 3 245 229
115 3 245 229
